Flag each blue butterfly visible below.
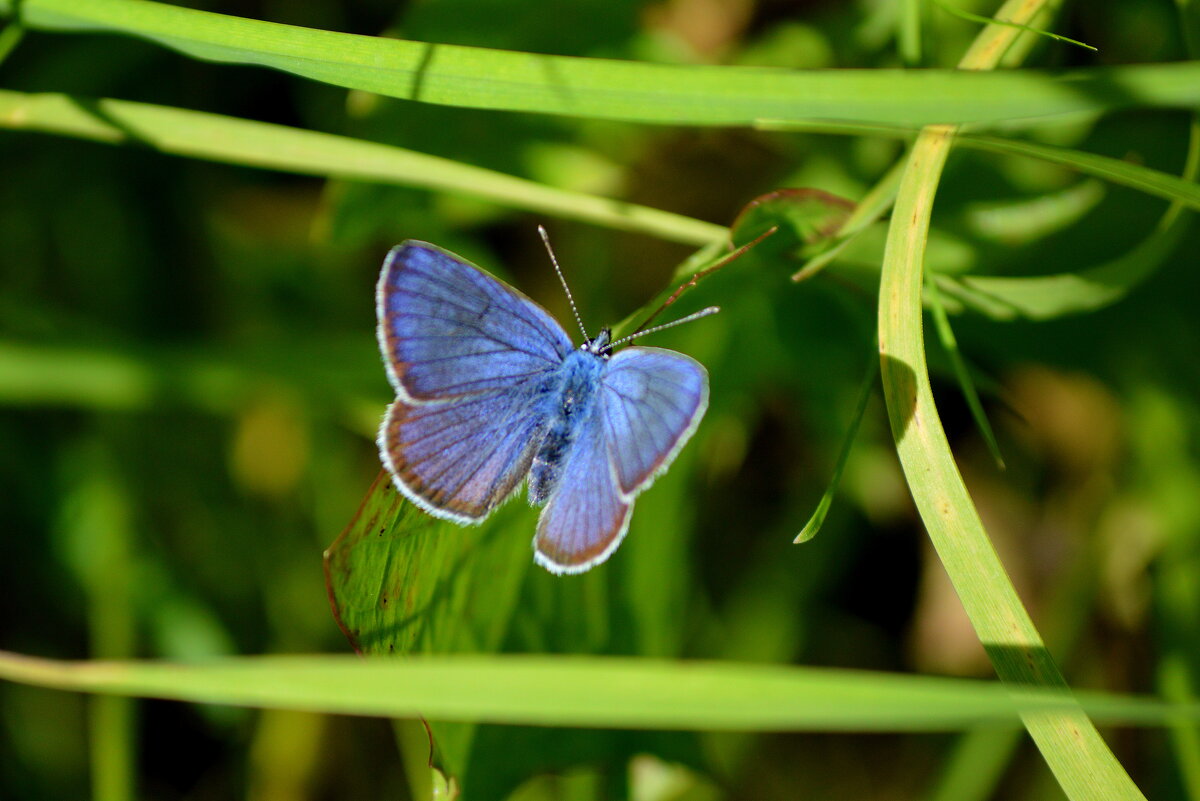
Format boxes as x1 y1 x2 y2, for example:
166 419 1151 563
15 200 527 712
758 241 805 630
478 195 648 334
376 234 712 574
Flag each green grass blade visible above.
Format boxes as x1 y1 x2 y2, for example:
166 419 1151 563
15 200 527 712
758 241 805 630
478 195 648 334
757 121 1200 212
0 90 724 247
938 114 1198 320
4 0 1200 126
1 651 1197 731
794 354 877 543
925 276 1005 469
882 123 1146 801
876 1 1147 798
953 132 1200 210
931 0 1097 52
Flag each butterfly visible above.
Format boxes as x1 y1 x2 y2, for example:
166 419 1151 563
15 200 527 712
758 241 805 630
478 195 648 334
375 231 716 574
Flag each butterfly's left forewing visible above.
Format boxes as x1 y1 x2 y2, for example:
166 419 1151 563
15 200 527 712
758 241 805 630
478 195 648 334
534 346 708 573
378 242 573 402
377 242 573 522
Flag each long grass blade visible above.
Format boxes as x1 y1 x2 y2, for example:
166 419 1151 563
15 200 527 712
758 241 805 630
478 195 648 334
1 651 1197 731
0 90 724 247
3 0 1200 127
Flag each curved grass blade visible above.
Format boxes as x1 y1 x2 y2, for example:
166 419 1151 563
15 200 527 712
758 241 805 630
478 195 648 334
4 0 1200 127
876 0 1148 797
2 650 1198 731
794 353 877 543
953 131 1200 210
0 90 724 247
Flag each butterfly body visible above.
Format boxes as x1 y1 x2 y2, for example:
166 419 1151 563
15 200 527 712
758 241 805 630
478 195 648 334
377 242 708 574
528 335 610 506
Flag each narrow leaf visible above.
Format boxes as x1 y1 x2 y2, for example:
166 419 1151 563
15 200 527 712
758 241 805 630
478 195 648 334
0 90 724 247
1 651 1197 731
795 354 877 543
924 276 1006 469
4 0 1200 127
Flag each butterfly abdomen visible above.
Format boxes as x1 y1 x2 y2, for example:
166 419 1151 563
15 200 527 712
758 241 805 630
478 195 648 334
528 350 605 506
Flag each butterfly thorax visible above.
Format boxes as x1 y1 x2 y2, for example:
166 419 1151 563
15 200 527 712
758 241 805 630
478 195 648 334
528 348 606 506
581 328 612 357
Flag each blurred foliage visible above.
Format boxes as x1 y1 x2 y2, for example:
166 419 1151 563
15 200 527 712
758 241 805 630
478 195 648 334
1 0 1198 800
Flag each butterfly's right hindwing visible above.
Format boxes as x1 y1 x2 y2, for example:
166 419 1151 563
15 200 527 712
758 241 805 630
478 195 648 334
533 398 632 573
533 347 708 573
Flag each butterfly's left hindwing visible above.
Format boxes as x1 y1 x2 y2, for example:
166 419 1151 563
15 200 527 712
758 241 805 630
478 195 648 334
381 388 549 523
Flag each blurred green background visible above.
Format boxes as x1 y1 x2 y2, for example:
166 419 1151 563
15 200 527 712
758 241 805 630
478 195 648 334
2 0 1199 799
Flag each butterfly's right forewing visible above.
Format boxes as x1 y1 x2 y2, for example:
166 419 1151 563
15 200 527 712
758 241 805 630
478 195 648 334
377 243 573 522
598 347 709 497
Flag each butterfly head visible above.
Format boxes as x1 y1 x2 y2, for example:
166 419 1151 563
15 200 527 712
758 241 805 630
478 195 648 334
582 327 612 358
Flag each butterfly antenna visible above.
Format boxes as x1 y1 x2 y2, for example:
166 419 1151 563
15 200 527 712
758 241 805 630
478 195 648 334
606 306 720 351
538 225 589 341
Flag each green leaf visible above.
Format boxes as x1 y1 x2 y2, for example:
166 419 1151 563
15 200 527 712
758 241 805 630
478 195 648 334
6 0 1200 127
924 276 1005 469
794 354 877 543
2 650 1197 730
0 90 724 247
325 471 534 778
